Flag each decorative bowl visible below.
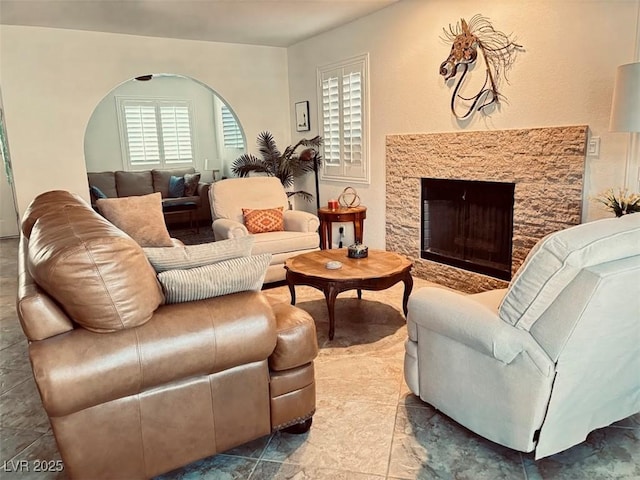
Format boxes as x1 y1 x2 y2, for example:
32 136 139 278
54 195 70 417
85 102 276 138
347 243 368 259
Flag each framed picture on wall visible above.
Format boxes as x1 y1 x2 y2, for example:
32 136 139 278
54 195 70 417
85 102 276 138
295 101 310 132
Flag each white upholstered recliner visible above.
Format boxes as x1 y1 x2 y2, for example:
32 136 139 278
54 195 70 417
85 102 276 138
404 213 640 459
209 177 320 283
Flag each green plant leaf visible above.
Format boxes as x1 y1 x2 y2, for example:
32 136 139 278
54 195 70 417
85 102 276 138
257 131 281 162
231 153 272 177
232 131 323 203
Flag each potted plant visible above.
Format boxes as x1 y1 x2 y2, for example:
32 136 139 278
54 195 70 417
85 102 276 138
594 188 640 217
231 131 322 204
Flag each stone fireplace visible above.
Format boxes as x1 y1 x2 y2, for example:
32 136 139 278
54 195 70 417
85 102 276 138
386 126 588 293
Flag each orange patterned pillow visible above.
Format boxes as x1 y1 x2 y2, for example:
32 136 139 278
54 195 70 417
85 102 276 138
242 207 285 234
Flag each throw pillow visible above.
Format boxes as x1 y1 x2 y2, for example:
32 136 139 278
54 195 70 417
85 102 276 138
184 172 201 196
168 175 186 198
143 236 254 273
158 253 272 304
243 207 285 234
96 192 174 247
90 185 108 200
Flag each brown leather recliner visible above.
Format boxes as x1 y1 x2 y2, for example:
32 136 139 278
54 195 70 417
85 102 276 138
16 190 318 479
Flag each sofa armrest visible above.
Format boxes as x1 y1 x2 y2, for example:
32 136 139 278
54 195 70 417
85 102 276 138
29 291 277 418
283 210 320 233
407 287 552 374
196 182 209 197
268 302 318 371
212 218 249 240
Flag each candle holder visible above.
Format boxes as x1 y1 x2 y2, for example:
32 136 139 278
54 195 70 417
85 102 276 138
347 242 368 259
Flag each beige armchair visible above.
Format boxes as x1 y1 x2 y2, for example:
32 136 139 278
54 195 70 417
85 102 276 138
209 177 320 283
404 213 640 459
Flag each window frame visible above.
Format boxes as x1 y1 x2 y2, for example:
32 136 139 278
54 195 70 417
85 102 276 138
316 53 370 184
116 96 196 171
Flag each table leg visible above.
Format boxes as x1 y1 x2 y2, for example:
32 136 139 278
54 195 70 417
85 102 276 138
324 283 340 340
326 221 333 249
288 282 297 305
354 220 364 244
357 289 362 299
319 221 326 249
402 272 414 317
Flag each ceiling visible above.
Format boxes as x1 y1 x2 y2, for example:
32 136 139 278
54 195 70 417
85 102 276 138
0 0 399 47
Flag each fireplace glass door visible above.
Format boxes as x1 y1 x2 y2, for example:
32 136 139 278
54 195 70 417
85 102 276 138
421 178 515 280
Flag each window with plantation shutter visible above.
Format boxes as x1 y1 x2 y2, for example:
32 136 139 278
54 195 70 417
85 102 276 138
322 76 340 166
221 105 244 149
123 103 160 165
160 105 193 164
117 97 195 170
317 54 369 184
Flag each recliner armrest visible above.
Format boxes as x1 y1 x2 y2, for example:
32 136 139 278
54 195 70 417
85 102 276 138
407 287 552 374
213 218 249 240
283 210 320 233
196 182 209 197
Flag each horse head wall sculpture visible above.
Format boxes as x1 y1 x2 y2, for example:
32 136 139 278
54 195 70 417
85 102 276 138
440 14 522 120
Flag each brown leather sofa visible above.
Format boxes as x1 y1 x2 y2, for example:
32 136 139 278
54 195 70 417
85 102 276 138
87 167 211 225
16 190 318 479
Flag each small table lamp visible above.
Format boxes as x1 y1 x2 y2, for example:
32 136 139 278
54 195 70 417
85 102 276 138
204 158 220 183
610 62 640 190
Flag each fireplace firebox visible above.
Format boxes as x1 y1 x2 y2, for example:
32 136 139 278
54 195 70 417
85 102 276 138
421 178 515 281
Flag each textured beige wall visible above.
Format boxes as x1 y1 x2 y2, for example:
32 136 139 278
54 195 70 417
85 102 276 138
386 126 587 293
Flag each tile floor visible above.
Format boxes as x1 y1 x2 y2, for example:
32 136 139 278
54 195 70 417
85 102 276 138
1 237 638 479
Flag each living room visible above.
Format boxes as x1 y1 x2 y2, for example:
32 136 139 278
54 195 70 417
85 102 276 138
0 0 639 479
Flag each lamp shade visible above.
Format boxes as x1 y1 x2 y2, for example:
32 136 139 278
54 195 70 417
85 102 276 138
610 62 640 132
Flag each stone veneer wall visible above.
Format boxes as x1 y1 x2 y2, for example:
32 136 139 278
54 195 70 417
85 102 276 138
386 126 588 293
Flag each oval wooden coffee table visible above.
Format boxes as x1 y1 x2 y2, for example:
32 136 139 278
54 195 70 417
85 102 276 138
284 249 413 340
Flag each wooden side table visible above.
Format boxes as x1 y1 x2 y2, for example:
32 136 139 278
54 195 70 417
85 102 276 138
317 206 367 249
162 201 199 233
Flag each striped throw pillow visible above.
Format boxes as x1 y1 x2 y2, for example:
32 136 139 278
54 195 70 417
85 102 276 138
143 237 254 273
158 253 272 304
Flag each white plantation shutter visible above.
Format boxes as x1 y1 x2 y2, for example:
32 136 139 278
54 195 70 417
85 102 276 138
342 71 362 167
123 104 160 165
118 98 195 169
322 76 341 166
221 105 244 148
317 54 369 183
160 105 193 164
